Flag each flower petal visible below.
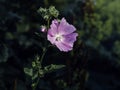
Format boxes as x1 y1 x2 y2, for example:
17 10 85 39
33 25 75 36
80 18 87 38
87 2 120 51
64 33 78 43
58 18 76 35
47 33 56 44
62 33 78 47
49 19 59 35
55 42 72 52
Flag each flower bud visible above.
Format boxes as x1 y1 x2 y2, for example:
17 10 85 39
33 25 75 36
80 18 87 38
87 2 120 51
41 26 47 32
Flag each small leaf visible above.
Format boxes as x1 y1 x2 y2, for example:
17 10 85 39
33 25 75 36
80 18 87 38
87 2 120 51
44 64 65 74
49 6 59 18
32 61 36 68
39 69 44 77
32 72 38 80
24 68 33 76
31 83 36 88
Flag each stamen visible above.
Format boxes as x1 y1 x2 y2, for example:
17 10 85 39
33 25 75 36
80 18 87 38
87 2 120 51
55 34 63 41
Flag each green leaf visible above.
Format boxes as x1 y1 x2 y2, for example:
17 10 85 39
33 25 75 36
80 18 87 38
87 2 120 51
44 64 65 74
32 72 38 80
49 6 59 18
24 68 33 76
32 61 36 68
39 69 44 77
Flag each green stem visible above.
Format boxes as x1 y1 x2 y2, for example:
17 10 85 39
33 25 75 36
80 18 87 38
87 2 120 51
32 17 50 90
47 19 50 29
32 48 47 90
40 47 47 65
32 72 40 90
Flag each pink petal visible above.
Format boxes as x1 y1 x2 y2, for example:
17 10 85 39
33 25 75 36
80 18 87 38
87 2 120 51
63 33 78 43
55 42 72 52
49 19 59 35
58 18 76 35
47 33 56 44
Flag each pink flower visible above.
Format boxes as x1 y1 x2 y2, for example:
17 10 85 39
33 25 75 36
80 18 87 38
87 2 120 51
47 18 78 52
41 26 46 32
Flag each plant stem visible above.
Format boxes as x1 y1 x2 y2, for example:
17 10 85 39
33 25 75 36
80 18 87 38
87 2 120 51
47 18 50 29
32 48 47 90
39 18 49 64
32 72 40 90
40 47 47 65
32 17 50 90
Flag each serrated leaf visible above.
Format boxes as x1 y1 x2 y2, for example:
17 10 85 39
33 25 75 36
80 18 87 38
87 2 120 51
44 64 65 74
32 72 38 80
24 68 33 76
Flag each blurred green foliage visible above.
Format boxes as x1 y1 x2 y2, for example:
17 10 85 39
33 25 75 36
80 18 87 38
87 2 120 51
0 0 120 90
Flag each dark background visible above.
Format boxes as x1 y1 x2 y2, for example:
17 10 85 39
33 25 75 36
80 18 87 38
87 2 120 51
0 0 120 90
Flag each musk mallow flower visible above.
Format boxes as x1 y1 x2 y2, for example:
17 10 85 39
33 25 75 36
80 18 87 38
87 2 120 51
47 18 78 52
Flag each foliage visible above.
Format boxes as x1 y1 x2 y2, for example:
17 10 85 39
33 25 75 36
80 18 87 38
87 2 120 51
0 0 120 90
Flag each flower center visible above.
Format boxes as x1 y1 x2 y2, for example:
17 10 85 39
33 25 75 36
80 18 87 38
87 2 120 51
55 34 63 41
